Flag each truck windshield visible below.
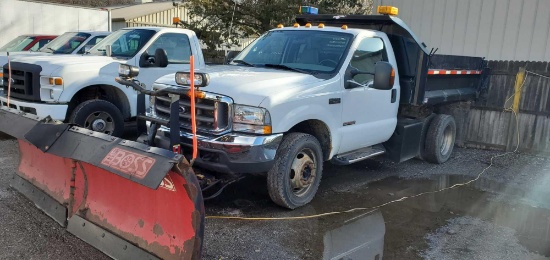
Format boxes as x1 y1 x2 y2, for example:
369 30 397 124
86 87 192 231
88 29 156 58
232 30 353 75
40 32 91 54
0 36 35 52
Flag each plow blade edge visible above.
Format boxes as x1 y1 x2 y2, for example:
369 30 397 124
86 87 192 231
0 107 204 260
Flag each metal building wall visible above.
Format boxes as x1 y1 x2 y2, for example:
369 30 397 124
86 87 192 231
0 0 109 47
376 0 550 61
123 6 255 50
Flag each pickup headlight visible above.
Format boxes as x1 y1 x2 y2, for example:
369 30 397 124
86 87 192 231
40 76 63 86
233 104 272 134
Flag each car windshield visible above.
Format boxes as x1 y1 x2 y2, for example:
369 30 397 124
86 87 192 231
0 36 35 52
231 30 353 75
88 29 156 58
40 32 91 54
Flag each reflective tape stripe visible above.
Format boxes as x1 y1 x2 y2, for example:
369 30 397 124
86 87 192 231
428 69 482 75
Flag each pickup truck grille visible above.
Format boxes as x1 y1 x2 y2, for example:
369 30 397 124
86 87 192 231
154 95 230 134
2 62 42 101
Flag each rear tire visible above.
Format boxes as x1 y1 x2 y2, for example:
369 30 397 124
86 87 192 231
267 133 323 209
69 99 124 137
423 114 456 164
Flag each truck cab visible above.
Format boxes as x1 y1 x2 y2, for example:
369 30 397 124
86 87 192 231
1 27 205 136
143 11 488 209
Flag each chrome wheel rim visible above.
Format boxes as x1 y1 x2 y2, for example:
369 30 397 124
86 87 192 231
440 124 454 155
289 148 317 197
84 112 115 134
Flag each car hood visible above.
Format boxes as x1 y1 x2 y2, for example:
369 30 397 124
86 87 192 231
4 55 118 76
154 65 326 106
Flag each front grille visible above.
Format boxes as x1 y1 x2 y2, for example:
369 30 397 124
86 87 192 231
154 94 230 134
2 62 42 101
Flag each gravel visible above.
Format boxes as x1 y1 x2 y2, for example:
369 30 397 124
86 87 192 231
423 216 548 260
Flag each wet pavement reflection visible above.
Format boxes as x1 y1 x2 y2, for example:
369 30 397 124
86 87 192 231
205 171 550 259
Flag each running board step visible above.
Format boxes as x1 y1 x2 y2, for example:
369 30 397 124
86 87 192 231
331 145 386 165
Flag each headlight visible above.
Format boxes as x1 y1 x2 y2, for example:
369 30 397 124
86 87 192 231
233 104 272 134
175 72 210 87
40 76 63 86
118 64 140 78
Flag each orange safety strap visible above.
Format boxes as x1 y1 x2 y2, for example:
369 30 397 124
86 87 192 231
189 55 198 161
7 52 11 107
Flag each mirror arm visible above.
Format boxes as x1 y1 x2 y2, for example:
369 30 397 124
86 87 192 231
350 68 375 77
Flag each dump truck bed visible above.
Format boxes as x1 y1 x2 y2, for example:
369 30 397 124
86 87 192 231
296 14 489 106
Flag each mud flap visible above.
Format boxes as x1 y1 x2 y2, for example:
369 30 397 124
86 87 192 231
0 107 204 260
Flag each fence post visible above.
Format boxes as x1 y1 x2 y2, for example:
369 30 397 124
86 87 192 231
506 67 525 151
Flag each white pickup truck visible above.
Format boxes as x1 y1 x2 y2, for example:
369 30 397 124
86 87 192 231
133 11 488 209
0 31 110 66
1 27 205 136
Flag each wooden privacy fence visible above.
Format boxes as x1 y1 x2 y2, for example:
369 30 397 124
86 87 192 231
445 61 550 156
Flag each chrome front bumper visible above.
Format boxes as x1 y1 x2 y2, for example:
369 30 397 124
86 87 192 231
152 125 283 174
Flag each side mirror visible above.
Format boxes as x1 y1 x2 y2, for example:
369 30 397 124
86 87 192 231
224 51 240 64
372 61 394 90
105 45 112 57
153 48 168 68
139 49 168 68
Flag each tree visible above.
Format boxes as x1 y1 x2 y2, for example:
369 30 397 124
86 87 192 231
37 0 134 7
181 0 373 50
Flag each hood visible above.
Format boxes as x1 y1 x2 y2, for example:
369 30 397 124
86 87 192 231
5 55 118 76
155 65 325 106
0 52 53 67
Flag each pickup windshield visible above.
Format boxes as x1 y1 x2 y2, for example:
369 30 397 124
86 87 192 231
88 29 156 58
40 32 91 54
232 30 353 75
0 36 35 52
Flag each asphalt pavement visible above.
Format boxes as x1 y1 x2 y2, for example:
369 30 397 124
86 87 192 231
0 135 549 259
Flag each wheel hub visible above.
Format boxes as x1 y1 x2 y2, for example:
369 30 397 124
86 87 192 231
84 112 115 134
91 119 107 131
290 150 317 196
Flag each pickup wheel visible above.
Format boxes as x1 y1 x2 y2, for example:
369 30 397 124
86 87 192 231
423 114 456 164
69 99 124 137
267 133 323 209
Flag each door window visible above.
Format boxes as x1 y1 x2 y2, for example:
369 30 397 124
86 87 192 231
77 36 106 54
349 38 387 85
29 39 53 51
146 33 192 64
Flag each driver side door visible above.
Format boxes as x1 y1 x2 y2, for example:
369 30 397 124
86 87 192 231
338 37 397 153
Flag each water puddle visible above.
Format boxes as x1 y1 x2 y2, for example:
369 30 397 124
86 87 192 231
206 174 550 259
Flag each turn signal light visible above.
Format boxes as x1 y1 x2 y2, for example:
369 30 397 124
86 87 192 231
48 77 63 85
188 90 206 99
390 69 395 86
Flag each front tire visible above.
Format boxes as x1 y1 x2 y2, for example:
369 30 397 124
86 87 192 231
69 99 124 137
267 133 323 209
423 114 456 164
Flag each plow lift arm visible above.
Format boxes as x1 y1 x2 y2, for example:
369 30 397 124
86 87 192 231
0 98 204 258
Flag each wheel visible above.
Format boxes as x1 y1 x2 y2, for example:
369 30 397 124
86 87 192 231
423 114 456 164
267 133 323 209
69 99 124 137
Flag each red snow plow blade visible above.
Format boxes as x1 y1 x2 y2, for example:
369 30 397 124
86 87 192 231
0 107 204 260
